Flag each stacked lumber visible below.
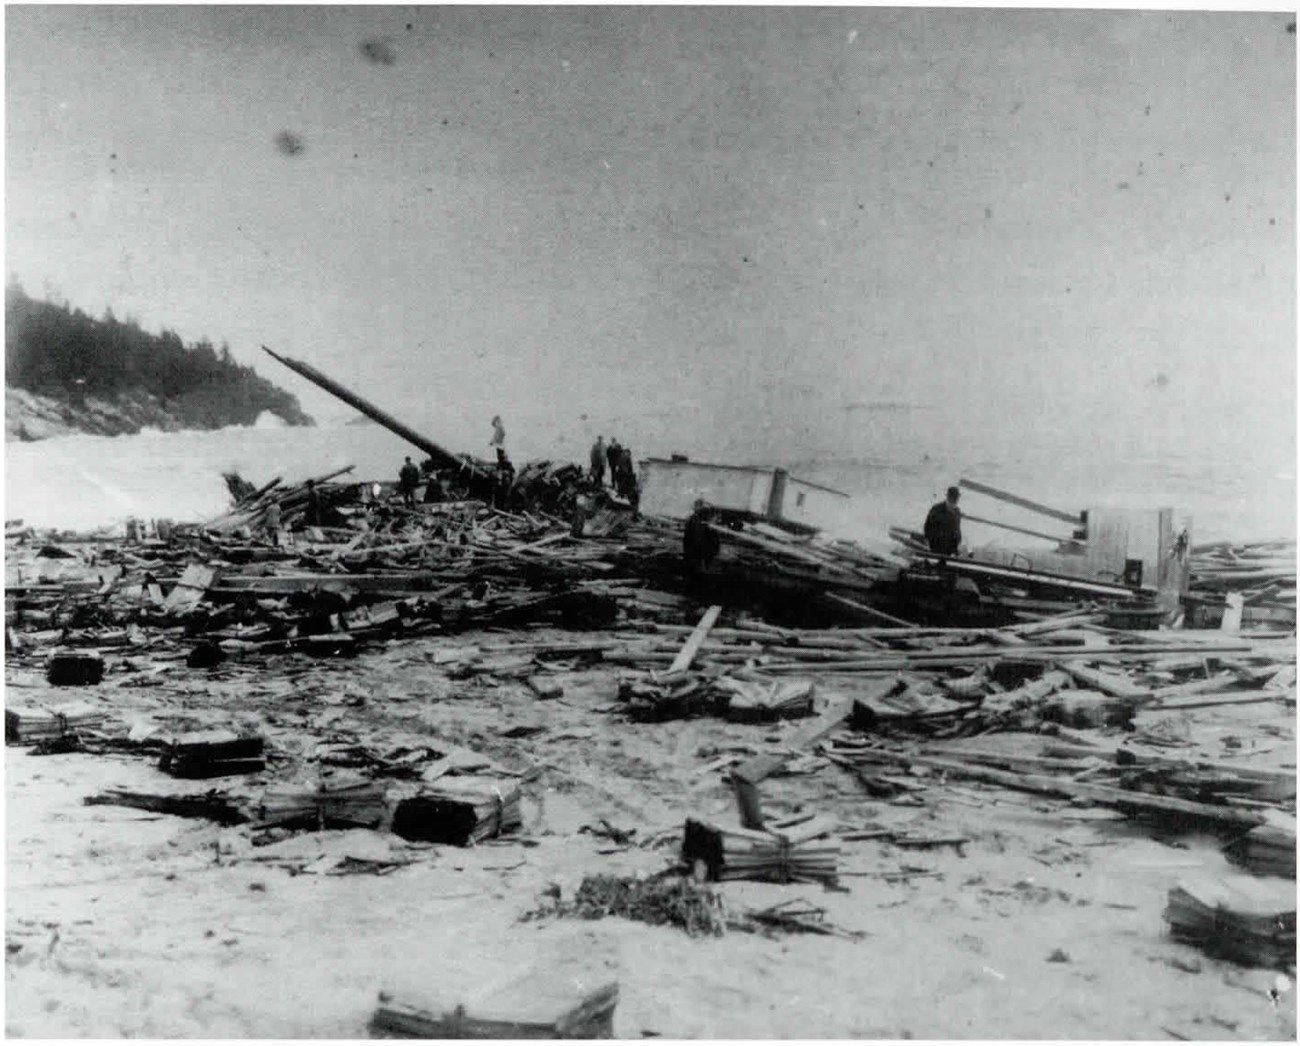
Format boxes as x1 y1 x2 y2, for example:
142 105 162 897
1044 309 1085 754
1187 540 1296 629
682 813 840 884
1164 875 1296 968
159 731 266 779
1191 540 1296 591
1225 811 1297 880
6 702 107 744
255 773 388 830
390 775 522 846
372 973 619 1039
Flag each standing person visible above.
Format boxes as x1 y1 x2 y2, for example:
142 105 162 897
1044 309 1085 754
683 500 720 570
398 456 420 508
606 438 621 486
617 442 636 501
489 415 509 469
304 480 323 527
589 435 607 486
263 500 283 546
924 486 963 556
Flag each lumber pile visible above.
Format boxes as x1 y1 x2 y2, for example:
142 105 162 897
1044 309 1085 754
159 731 266 779
6 702 107 744
255 773 389 830
1187 540 1296 629
1164 875 1296 969
1225 811 1297 880
390 776 522 846
202 465 356 535
682 813 840 884
825 734 1296 831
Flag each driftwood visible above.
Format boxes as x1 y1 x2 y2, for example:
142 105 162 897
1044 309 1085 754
844 748 1271 828
84 789 248 825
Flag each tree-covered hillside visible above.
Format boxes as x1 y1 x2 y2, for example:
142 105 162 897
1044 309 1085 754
5 282 313 431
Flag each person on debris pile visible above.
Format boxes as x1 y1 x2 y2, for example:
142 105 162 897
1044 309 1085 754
606 438 621 482
489 415 509 469
616 444 638 505
924 486 963 556
303 480 323 527
683 500 721 570
590 435 607 486
263 500 283 546
398 456 421 508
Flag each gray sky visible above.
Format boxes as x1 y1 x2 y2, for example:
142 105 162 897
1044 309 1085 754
6 6 1296 444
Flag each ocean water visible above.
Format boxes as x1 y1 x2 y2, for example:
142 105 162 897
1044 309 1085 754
4 393 1294 547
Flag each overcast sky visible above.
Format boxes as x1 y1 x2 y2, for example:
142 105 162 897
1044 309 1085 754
6 6 1295 445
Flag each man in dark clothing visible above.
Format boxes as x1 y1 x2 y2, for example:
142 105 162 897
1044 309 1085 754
398 456 420 508
612 444 627 494
304 480 323 527
606 438 621 482
924 486 963 555
617 444 638 507
683 500 721 570
590 436 607 486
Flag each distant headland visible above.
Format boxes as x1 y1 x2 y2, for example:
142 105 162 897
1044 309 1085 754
5 282 314 441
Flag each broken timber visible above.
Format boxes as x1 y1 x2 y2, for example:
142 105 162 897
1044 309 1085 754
261 345 495 488
668 605 722 674
958 478 1083 527
730 688 867 828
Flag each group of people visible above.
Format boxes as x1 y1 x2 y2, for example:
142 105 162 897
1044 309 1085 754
589 434 638 503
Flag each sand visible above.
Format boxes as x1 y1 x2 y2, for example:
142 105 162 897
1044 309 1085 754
5 631 1296 1039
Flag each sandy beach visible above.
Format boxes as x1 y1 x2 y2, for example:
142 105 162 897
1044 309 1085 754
6 616 1296 1039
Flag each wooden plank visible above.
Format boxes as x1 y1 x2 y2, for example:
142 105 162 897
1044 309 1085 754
1146 690 1292 713
854 751 1267 828
730 690 865 828
823 592 916 627
161 564 219 613
958 479 1082 526
1061 663 1147 700
1220 592 1244 633
963 513 1078 545
668 605 723 674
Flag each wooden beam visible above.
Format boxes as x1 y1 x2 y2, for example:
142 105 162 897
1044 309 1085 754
1061 663 1148 700
668 605 722 674
963 512 1078 545
823 592 916 627
958 479 1082 526
852 750 1267 828
731 690 866 828
1220 592 1244 633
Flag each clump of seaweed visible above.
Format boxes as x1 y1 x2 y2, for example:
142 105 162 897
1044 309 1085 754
522 873 729 937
